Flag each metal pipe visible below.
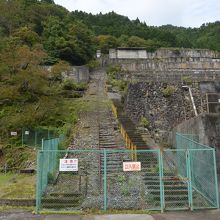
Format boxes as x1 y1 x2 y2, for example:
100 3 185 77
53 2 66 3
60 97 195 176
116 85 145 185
182 86 198 116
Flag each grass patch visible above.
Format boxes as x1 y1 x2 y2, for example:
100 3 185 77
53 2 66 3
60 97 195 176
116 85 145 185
0 173 35 199
0 206 35 213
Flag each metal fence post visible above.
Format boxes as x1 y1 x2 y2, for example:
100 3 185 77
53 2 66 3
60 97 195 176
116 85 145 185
104 149 107 211
21 128 24 146
187 150 193 210
36 151 43 213
213 149 219 208
159 149 164 212
35 131 38 147
41 139 44 151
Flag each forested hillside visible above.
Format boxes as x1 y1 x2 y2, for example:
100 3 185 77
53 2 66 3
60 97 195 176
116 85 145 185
0 0 220 65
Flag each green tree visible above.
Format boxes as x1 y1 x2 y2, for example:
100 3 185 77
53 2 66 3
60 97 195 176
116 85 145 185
127 36 147 47
0 0 23 35
43 17 95 64
96 35 119 53
13 26 40 47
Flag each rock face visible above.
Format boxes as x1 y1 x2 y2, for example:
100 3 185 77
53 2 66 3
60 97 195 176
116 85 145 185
124 82 203 143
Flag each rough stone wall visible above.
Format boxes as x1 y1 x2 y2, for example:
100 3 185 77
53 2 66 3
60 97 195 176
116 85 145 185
124 82 203 143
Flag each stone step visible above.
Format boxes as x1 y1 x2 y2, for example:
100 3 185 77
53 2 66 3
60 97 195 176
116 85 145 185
150 189 188 195
42 202 81 209
42 197 81 203
48 192 81 197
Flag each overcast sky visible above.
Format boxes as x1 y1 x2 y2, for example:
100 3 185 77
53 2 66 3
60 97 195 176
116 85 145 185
54 0 220 27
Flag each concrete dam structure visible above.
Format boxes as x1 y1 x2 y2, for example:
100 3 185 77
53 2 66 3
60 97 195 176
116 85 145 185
109 48 220 82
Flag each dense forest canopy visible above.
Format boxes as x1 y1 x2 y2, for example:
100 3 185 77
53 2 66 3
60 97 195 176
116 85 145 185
0 0 220 65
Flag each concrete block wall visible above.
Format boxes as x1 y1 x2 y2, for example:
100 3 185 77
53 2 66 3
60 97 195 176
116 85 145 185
109 48 220 77
44 65 90 83
110 48 220 60
63 66 90 83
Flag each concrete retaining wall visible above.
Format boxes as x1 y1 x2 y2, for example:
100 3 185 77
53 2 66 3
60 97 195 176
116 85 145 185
110 48 220 59
62 66 89 83
123 70 220 82
109 58 220 71
45 65 90 83
109 48 220 75
169 113 220 172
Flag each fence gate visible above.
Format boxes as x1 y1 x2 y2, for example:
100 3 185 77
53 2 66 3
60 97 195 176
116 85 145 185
162 150 190 210
105 150 162 210
36 135 219 213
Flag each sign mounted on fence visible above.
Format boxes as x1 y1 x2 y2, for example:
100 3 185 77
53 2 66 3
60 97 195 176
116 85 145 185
25 131 30 135
59 159 78 171
10 132 17 136
123 162 141 172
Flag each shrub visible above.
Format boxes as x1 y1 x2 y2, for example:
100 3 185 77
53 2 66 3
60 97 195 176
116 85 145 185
162 86 176 97
107 64 122 79
47 172 55 184
110 79 127 91
62 80 87 91
87 60 99 71
182 76 192 85
139 116 150 128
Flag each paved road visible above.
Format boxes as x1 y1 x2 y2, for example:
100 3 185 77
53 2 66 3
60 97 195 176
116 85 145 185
1 210 220 220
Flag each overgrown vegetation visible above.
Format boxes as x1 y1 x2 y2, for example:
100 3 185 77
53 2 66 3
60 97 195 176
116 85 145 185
0 34 88 147
162 85 176 97
182 76 193 85
106 64 122 79
106 64 128 93
139 116 150 128
86 60 99 71
0 145 36 169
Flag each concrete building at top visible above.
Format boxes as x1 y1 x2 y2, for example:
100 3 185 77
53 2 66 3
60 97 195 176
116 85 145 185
109 47 151 59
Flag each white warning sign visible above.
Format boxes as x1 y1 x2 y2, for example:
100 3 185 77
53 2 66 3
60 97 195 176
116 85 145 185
10 132 17 136
123 162 141 172
59 159 78 172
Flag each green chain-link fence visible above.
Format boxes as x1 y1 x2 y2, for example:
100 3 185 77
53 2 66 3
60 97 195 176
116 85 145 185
0 128 58 147
176 133 219 209
36 133 219 213
22 128 58 148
